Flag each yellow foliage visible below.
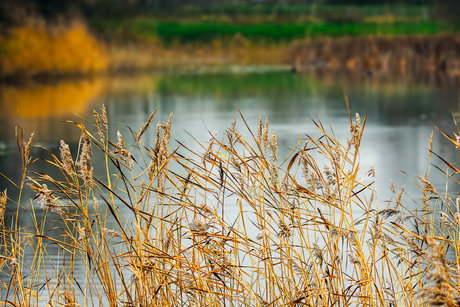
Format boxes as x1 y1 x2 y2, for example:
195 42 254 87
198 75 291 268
0 23 108 77
0 21 286 77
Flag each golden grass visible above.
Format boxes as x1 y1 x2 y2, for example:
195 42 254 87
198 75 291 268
0 22 108 77
1 104 459 306
106 42 286 72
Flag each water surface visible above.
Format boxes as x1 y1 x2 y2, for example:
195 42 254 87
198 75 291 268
2 72 458 201
0 71 459 303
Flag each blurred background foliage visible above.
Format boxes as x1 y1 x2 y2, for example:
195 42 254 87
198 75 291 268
1 0 459 33
0 0 459 78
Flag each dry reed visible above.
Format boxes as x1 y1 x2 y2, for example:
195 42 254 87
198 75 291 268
0 104 459 307
288 34 460 77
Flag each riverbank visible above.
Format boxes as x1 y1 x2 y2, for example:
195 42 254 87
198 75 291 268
1 20 460 81
0 21 287 80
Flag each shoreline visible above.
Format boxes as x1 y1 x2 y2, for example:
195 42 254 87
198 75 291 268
0 64 293 86
0 23 459 85
1 62 459 91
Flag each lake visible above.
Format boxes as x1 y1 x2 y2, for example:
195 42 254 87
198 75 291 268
1 71 459 204
0 70 459 303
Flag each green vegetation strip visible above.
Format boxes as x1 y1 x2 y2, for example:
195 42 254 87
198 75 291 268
122 19 455 44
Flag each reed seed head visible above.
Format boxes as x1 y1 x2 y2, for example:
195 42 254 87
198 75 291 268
77 131 93 187
114 130 133 168
163 230 173 252
439 213 455 231
256 230 265 240
203 137 214 167
454 212 460 225
291 261 303 276
263 118 269 150
165 112 173 144
199 203 213 216
101 104 108 129
350 113 362 149
189 219 210 234
93 109 104 143
420 176 438 196
9 258 19 276
258 117 263 145
60 140 75 176
278 220 291 238
368 166 375 177
348 254 361 265
270 163 279 187
312 243 323 267
226 120 238 148
158 136 167 166
116 130 127 153
103 228 122 238
137 111 156 141
379 208 400 220
0 189 6 221
148 159 156 182
78 227 88 240
270 129 277 156
215 252 233 275
390 180 396 194
32 183 62 213
24 132 34 165
324 164 336 186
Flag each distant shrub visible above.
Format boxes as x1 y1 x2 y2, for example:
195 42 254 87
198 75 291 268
0 22 108 78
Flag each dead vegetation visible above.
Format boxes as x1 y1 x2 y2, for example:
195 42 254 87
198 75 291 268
1 103 460 306
288 34 460 78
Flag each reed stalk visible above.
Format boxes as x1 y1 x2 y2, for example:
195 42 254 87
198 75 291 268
0 105 459 307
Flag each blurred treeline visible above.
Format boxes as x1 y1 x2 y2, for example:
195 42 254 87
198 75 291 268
2 0 458 46
0 0 458 26
0 0 459 78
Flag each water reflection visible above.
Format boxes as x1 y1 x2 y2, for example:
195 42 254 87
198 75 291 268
0 71 459 204
0 78 107 144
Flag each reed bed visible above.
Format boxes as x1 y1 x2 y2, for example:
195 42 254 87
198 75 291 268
288 35 460 76
1 104 459 306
